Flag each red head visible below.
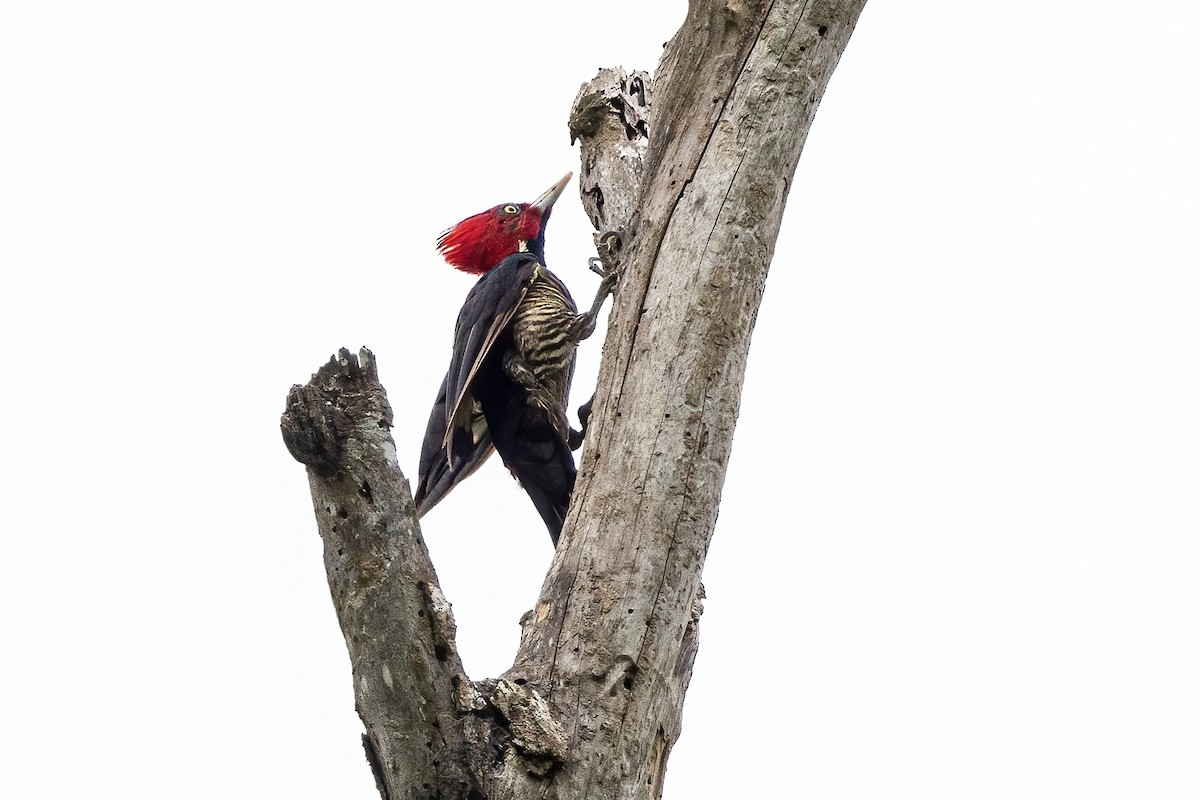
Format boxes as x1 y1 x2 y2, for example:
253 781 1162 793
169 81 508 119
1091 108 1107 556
437 173 571 275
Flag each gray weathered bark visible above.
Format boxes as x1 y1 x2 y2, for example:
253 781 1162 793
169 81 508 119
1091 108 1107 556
281 1 867 797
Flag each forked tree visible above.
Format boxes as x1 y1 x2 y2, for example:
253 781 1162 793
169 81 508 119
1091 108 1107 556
282 1 867 797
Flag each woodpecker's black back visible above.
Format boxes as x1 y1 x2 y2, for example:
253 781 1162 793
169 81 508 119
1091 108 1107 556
414 252 580 544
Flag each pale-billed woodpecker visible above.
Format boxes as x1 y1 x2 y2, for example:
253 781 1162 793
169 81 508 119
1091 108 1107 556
414 172 616 545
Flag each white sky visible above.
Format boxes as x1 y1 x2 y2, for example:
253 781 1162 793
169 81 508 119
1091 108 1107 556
2 1 1198 797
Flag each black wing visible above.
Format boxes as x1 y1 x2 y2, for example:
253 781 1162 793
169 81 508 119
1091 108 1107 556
413 254 540 517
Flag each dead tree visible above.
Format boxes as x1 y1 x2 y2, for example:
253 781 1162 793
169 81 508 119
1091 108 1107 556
281 1 867 797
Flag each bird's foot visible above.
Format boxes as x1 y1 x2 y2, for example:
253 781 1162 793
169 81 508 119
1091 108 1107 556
588 229 624 280
577 230 624 341
567 396 594 451
577 395 594 432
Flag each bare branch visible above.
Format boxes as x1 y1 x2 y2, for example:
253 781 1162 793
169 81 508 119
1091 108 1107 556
282 349 485 798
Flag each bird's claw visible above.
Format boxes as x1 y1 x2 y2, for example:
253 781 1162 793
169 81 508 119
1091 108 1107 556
577 230 625 341
567 397 594 451
590 230 624 279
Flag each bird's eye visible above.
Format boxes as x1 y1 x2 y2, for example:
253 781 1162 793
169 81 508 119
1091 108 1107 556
502 204 520 215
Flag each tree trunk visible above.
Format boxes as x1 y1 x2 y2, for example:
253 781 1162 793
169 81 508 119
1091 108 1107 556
281 1 867 797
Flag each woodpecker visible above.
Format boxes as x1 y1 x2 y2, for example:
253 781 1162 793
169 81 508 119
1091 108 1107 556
414 173 615 545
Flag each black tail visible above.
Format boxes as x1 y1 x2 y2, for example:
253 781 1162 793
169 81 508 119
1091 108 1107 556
481 385 577 545
502 433 576 545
